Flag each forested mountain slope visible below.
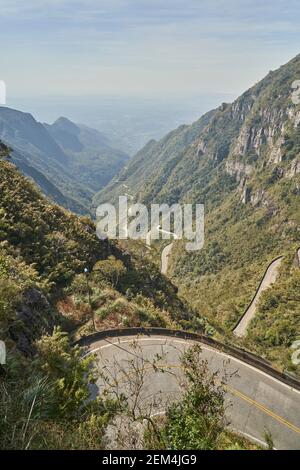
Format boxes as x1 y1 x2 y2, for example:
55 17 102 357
0 148 193 351
95 54 300 373
0 145 206 448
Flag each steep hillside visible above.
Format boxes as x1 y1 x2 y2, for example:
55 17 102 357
0 107 129 214
168 54 300 356
95 54 300 374
0 146 209 449
12 147 90 214
0 147 197 353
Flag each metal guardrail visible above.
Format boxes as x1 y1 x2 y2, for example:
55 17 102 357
76 327 300 391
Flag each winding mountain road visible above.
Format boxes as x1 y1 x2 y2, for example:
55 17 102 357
161 242 174 275
84 333 300 450
146 224 177 275
160 228 177 275
123 217 298 447
233 256 283 337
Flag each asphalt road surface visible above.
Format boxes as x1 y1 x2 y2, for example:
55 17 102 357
145 224 177 275
234 257 283 337
85 334 300 450
161 241 174 275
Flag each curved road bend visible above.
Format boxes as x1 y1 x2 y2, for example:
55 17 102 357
161 242 174 275
234 257 283 337
160 229 178 274
86 334 300 450
145 224 177 275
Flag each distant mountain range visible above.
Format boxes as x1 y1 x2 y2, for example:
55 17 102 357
0 107 129 214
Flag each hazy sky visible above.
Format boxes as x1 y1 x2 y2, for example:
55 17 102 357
1 0 300 100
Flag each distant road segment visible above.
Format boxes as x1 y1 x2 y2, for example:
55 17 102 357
234 256 283 337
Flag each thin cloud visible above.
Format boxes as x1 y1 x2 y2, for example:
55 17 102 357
1 0 300 97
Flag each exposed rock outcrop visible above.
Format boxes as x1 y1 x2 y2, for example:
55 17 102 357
196 139 206 157
226 160 253 183
287 159 300 177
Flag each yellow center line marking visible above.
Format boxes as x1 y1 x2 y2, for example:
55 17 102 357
103 361 300 436
226 384 300 435
90 337 300 396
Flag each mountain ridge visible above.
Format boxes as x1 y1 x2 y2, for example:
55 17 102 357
0 107 129 214
95 54 300 208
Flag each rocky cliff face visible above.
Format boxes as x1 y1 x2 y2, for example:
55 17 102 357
216 56 300 207
96 54 300 213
